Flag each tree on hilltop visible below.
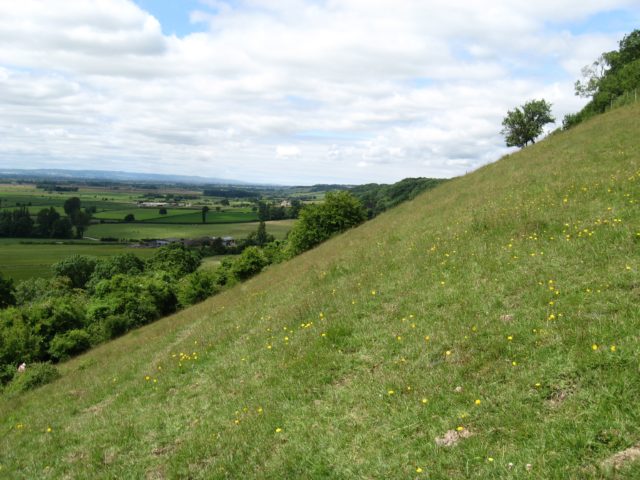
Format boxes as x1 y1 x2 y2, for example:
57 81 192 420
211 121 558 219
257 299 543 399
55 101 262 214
501 99 555 148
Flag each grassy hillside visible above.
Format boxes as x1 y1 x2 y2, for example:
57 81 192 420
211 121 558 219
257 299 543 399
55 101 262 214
1 104 639 479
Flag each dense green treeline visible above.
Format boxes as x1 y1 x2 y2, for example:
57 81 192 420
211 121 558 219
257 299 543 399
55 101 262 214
0 196 92 239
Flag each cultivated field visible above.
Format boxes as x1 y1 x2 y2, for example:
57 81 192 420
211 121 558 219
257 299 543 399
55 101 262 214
87 219 293 241
0 240 157 280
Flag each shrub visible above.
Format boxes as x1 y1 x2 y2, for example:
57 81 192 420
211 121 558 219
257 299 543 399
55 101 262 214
52 255 97 289
0 271 16 309
0 363 16 386
25 295 87 347
146 243 201 278
286 191 366 256
87 273 177 332
231 246 268 280
87 253 145 290
13 277 51 306
176 270 219 307
0 308 43 368
48 329 92 361
5 362 60 394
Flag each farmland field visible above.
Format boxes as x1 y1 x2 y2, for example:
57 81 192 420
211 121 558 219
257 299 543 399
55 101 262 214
0 219 294 280
87 219 293 240
0 182 297 281
0 241 156 280
93 208 258 224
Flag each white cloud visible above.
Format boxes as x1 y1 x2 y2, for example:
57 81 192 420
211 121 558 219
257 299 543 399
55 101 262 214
0 0 637 183
276 145 301 158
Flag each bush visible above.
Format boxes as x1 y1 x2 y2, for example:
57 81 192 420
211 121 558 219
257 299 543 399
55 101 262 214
25 295 87 347
176 270 219 307
286 191 366 256
52 255 97 289
0 363 16 386
0 271 16 309
231 246 268 280
146 243 201 278
5 362 60 394
87 253 145 290
87 273 177 332
0 308 43 368
48 329 92 361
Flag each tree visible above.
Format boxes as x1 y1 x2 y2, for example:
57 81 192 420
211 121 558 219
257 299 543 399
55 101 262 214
35 207 61 237
201 206 210 224
220 199 230 207
0 272 16 309
159 208 167 215
286 191 366 256
146 243 201 278
63 197 92 238
63 197 81 218
231 246 268 280
52 255 97 289
74 210 92 238
501 99 555 148
87 253 145 290
124 213 135 222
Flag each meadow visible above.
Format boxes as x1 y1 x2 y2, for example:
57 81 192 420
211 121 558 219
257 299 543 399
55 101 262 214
1 104 639 478
0 240 157 281
87 219 293 241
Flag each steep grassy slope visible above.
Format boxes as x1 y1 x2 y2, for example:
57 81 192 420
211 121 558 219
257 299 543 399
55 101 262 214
1 104 639 479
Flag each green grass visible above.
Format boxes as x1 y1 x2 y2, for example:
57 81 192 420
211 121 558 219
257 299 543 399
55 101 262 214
92 208 199 221
1 104 640 478
87 219 294 240
0 242 156 281
93 208 257 224
141 209 258 224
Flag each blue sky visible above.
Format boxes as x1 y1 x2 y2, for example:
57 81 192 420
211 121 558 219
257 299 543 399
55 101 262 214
0 1 638 184
133 0 206 36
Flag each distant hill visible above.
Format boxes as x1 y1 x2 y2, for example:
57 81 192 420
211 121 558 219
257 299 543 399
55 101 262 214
0 168 250 186
351 177 446 218
2 103 640 478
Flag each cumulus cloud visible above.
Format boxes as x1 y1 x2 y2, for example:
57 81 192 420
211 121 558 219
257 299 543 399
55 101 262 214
0 0 637 184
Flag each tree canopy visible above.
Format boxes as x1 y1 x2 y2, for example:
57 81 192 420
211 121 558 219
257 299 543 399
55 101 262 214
286 191 366 256
501 99 555 148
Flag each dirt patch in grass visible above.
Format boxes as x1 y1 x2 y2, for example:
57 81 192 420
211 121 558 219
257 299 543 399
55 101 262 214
601 444 640 470
435 429 473 447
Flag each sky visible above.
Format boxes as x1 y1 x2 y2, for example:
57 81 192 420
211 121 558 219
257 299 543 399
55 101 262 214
0 1 638 185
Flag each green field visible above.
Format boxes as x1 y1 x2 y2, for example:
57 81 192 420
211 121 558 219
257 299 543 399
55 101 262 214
93 208 258 224
0 241 156 281
92 208 197 221
0 219 294 280
3 105 640 478
87 219 294 240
